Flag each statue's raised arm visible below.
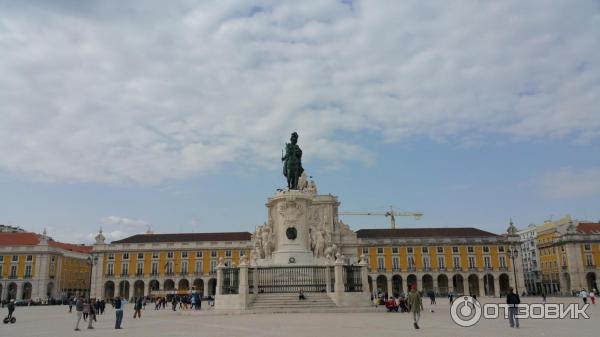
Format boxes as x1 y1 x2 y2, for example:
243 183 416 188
282 132 304 189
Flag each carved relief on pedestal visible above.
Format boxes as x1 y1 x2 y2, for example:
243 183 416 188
252 222 275 259
278 200 304 222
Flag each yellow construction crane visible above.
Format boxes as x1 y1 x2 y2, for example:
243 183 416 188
339 206 423 229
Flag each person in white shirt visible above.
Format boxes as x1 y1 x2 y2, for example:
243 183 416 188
580 289 588 305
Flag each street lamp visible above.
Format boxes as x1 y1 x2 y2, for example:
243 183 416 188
87 254 98 299
508 246 519 295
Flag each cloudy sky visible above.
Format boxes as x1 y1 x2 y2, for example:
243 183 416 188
1 0 599 243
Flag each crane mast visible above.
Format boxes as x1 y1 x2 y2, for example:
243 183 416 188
339 206 423 229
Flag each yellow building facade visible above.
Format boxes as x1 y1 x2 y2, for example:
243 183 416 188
356 227 522 297
536 221 600 294
91 225 524 300
0 231 91 301
90 231 252 299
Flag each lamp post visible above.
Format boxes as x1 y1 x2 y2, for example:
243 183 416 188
87 254 98 299
508 246 519 295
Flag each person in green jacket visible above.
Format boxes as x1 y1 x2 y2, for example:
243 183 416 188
407 285 423 329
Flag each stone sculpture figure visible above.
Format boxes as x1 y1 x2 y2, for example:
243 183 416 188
261 226 274 258
308 179 317 194
314 229 326 258
309 226 316 253
282 132 304 189
253 237 263 259
298 172 309 190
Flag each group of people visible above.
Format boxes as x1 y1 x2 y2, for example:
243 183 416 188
152 293 210 311
374 286 424 329
69 295 131 330
67 292 217 331
72 296 102 331
384 295 410 312
579 288 597 304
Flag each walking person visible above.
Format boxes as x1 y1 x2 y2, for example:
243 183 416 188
542 292 547 304
407 285 423 329
133 297 143 319
87 299 96 330
94 298 101 318
83 299 90 321
448 292 454 305
506 287 520 328
590 290 596 305
74 296 84 331
428 290 436 305
114 296 127 329
68 297 74 313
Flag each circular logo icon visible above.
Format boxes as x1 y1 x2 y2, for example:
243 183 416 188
450 296 482 327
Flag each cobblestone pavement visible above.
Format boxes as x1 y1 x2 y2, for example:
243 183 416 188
1 297 597 337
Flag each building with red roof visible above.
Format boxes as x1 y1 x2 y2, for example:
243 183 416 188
0 230 92 301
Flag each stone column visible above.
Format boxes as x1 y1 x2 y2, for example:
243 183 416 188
216 259 224 296
359 257 370 295
386 275 393 296
16 283 23 300
463 276 469 295
448 279 454 294
238 260 248 309
34 252 49 300
494 276 500 297
559 272 569 296
334 259 344 296
370 275 376 295
325 264 332 293
479 277 486 296
432 275 438 294
252 267 258 295
565 242 585 291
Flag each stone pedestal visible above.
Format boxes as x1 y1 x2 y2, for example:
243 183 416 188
267 191 317 265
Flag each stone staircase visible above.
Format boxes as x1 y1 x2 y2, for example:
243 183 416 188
248 292 337 312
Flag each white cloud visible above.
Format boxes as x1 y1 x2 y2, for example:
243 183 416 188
101 216 149 229
537 167 600 199
0 1 599 184
52 229 130 245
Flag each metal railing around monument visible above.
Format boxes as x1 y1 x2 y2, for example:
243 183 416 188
221 268 239 295
255 266 327 293
343 265 363 292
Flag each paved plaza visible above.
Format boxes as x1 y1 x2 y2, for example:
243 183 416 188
1 297 598 337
